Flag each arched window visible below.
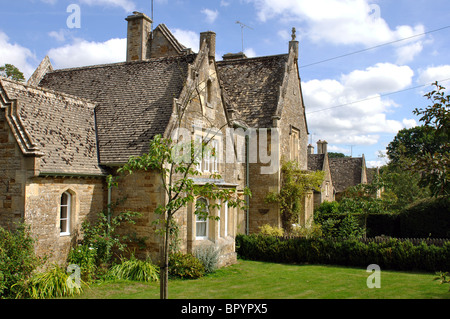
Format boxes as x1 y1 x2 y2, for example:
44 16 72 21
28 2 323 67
195 198 209 239
60 192 71 236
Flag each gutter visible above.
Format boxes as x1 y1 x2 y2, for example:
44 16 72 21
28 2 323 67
245 134 250 235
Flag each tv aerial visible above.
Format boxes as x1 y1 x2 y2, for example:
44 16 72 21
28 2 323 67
236 21 253 52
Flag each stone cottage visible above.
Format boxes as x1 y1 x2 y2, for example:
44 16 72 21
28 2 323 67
308 139 368 203
217 28 311 233
0 11 313 265
307 140 335 208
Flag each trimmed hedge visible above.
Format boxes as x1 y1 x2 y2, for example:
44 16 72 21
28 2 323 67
315 197 450 238
236 234 450 273
399 197 450 238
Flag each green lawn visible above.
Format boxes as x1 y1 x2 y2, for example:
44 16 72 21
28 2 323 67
75 260 450 299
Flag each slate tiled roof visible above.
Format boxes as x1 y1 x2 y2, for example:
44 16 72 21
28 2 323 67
39 54 196 164
1 78 105 176
329 157 364 193
307 154 325 171
217 54 288 128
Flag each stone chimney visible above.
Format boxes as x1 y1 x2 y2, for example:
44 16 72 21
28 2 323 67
307 144 314 155
200 31 216 59
289 27 299 60
317 140 328 155
125 12 152 62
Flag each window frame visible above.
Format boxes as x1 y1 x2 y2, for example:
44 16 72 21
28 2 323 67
60 192 71 236
194 131 220 174
195 197 209 240
290 126 301 162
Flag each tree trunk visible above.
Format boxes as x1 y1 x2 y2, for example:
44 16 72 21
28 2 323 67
160 215 171 299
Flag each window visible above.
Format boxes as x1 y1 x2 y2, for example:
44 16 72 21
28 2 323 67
60 192 71 236
290 127 300 161
196 198 208 239
195 134 219 173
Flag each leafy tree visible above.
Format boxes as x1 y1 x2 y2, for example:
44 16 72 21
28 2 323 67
0 64 25 82
388 82 449 197
379 164 430 209
412 82 449 196
327 152 347 158
386 126 441 166
266 161 324 232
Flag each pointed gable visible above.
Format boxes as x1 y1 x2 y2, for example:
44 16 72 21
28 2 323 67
148 24 194 59
217 54 288 128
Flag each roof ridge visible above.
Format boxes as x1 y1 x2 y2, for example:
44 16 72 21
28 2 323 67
47 53 197 74
1 76 97 108
217 53 288 64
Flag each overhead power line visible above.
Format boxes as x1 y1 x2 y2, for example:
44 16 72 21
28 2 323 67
299 25 450 69
306 78 450 115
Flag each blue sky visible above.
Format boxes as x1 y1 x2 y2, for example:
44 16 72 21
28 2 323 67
1 0 450 167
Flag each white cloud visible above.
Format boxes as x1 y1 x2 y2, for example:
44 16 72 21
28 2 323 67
402 118 417 129
244 48 257 58
248 0 425 62
172 29 199 53
201 8 219 24
79 0 136 12
303 63 414 147
341 63 414 98
47 38 126 69
48 29 70 42
220 0 231 7
277 30 290 41
395 41 423 65
0 31 36 79
418 65 450 85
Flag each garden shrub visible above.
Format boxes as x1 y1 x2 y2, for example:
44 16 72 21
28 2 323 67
236 234 450 272
67 245 97 283
0 224 42 299
258 224 284 237
194 244 221 274
168 252 205 279
16 263 85 299
290 222 323 238
79 208 142 266
108 255 159 282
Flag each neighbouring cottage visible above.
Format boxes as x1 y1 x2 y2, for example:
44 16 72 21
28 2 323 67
0 11 319 266
307 141 335 209
308 139 368 204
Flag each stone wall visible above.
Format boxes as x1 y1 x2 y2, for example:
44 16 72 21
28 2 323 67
24 177 105 264
0 108 33 229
